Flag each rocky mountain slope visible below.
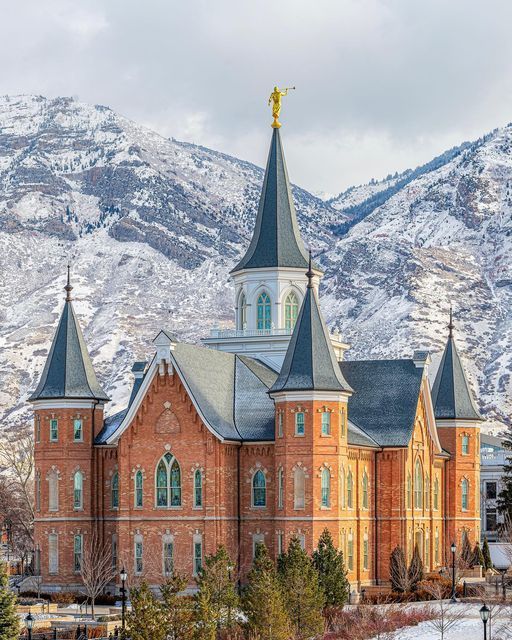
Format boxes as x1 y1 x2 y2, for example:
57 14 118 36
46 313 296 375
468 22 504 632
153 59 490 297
1 95 511 432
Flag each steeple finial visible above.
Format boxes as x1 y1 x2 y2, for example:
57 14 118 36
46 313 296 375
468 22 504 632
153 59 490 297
448 305 454 338
306 249 314 288
65 264 73 302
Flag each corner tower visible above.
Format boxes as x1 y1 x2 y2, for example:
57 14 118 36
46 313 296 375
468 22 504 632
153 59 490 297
269 256 352 554
432 310 482 549
203 124 347 369
30 267 109 589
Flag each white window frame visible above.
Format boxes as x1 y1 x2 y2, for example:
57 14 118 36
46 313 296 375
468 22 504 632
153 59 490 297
134 535 143 575
193 469 203 508
50 418 58 442
252 533 265 559
73 418 83 442
277 411 283 438
277 467 284 510
73 471 83 511
293 467 305 510
295 412 305 436
73 534 83 573
193 534 203 576
321 412 331 436
163 535 174 577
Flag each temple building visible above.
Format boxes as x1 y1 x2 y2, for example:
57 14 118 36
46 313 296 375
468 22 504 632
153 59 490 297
30 121 482 593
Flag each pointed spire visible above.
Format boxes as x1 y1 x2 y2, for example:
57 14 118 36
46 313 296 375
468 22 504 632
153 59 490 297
65 264 73 302
306 249 314 288
269 264 352 395
231 128 315 273
431 310 481 421
29 272 109 403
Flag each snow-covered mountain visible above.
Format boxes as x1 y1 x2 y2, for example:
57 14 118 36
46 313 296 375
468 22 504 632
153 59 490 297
1 94 511 433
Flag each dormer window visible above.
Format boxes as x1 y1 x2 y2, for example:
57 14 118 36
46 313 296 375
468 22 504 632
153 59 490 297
257 292 272 331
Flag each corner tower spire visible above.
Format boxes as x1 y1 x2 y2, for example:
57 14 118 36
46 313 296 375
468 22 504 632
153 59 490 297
431 310 481 421
29 267 110 402
231 128 311 273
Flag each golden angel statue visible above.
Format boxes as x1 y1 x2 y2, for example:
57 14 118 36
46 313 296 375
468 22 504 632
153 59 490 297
268 85 295 128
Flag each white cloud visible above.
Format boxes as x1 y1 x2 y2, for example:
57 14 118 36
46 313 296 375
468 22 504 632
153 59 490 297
0 0 511 193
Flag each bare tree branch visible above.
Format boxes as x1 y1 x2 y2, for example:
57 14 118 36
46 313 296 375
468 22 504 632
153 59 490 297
79 531 116 619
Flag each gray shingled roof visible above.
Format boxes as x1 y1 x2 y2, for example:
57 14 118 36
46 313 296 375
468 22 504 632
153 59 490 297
231 128 311 273
340 359 424 447
431 336 481 421
269 284 352 394
347 421 380 448
29 300 109 402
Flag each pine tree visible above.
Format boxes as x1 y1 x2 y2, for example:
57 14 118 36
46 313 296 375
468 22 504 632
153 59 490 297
0 562 19 640
312 528 350 607
243 542 291 640
460 533 473 567
389 546 408 593
160 573 194 640
278 536 325 639
125 581 166 640
471 542 485 568
482 537 493 570
407 544 424 591
498 426 512 522
194 546 239 634
193 581 217 640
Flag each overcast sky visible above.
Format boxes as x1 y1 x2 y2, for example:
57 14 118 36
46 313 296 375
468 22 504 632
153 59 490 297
1 0 512 194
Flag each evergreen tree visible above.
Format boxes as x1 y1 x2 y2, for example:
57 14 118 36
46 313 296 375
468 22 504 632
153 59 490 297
482 537 493 570
497 427 512 522
194 546 239 634
460 533 473 567
471 542 485 568
243 542 291 640
126 581 166 640
193 582 217 640
312 528 350 607
160 573 194 640
278 536 325 639
407 544 424 591
0 563 19 640
389 546 408 593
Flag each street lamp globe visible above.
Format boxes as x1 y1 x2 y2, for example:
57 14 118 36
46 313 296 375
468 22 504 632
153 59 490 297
25 611 34 630
480 604 490 623
120 567 128 582
451 542 456 554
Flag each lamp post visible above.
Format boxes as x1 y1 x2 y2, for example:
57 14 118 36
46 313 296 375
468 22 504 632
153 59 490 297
25 611 34 640
450 542 457 603
480 604 490 640
120 566 128 634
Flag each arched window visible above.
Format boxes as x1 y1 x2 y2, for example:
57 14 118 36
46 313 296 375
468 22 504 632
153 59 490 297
73 471 83 510
239 293 247 330
347 532 354 571
111 472 119 509
277 467 284 509
362 472 369 510
407 473 412 509
363 532 369 571
414 460 423 510
155 453 182 507
257 291 272 331
284 292 299 330
434 476 439 510
194 469 202 508
135 470 143 508
425 474 430 510
48 470 59 512
252 470 266 507
461 478 469 511
321 468 331 507
35 471 41 512
347 471 353 509
340 466 345 509
294 467 305 510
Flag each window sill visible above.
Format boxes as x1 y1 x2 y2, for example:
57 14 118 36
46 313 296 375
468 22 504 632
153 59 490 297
155 506 183 510
193 506 203 510
320 433 332 438
320 506 331 510
294 434 305 438
251 506 267 510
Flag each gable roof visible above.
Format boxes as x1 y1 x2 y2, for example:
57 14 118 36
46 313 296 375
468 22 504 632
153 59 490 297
231 128 311 273
269 274 352 394
29 298 109 402
431 334 481 421
340 359 424 447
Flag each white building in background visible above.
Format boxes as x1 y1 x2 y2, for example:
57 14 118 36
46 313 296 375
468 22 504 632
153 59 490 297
480 433 508 542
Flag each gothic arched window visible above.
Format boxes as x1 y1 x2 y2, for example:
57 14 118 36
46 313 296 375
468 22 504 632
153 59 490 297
294 467 305 509
284 292 299 330
321 468 331 507
434 476 439 510
347 471 353 509
256 291 272 331
155 453 181 507
461 478 469 511
73 471 83 510
362 472 369 510
277 467 284 509
135 470 143 508
194 469 202 508
414 460 423 510
111 472 119 509
252 470 266 507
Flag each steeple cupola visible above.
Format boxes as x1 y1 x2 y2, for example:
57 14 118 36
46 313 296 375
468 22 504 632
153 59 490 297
29 267 109 403
431 310 481 422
